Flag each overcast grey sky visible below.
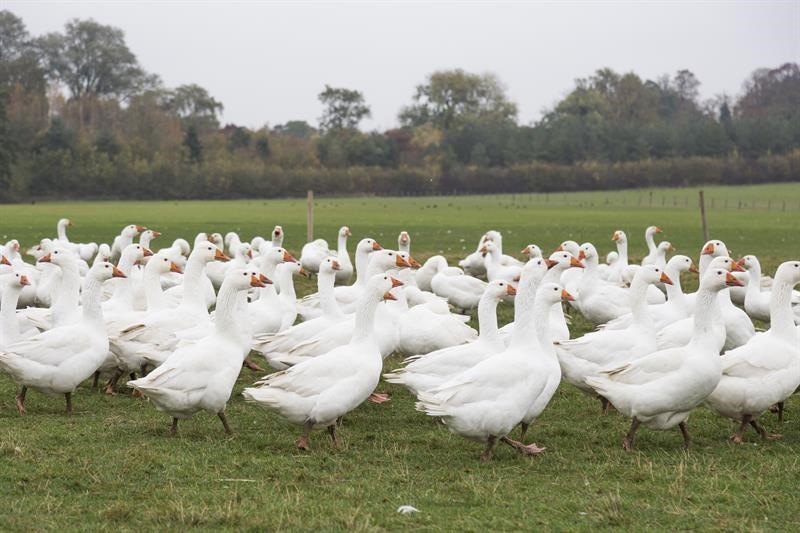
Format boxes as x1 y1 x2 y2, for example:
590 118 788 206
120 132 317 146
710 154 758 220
6 1 799 130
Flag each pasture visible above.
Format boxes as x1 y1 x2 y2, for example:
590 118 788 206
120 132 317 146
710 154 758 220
1 183 799 531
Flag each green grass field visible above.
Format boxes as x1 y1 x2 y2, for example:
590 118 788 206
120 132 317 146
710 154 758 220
1 183 799 531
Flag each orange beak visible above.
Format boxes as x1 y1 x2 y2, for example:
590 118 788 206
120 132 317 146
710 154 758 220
667 244 675 252
725 272 744 287
39 253 52 263
655 227 663 234
689 264 699 274
395 255 412 268
298 267 311 278
345 228 352 236
545 258 558 269
259 273 272 284
0 256 10 266
67 220 73 227
112 266 126 278
19 275 30 286
135 225 146 233
391 277 404 288
659 272 674 285
383 291 397 301
578 250 586 260
151 230 162 237
570 256 584 268
331 260 342 271
169 262 183 274
246 249 253 258
561 289 575 302
408 256 421 268
520 247 530 255
372 241 383 251
506 284 517 296
283 251 297 263
250 274 266 288
612 232 620 241
731 260 745 272
702 243 715 255
214 249 231 262
555 244 565 252
143 248 154 257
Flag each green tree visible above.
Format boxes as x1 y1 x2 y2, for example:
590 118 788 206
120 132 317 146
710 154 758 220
317 85 370 130
273 120 316 139
36 18 159 100
183 124 202 163
399 69 517 130
164 83 223 130
0 88 15 195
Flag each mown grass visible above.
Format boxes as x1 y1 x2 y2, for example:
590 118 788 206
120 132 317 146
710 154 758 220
1 183 799 531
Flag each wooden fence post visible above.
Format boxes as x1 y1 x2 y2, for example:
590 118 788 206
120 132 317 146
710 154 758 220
306 190 314 242
699 190 709 243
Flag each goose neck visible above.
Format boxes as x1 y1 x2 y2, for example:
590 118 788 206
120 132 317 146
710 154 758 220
352 290 383 343
51 261 81 323
143 264 168 311
616 240 629 264
629 278 653 327
691 287 720 341
81 276 106 325
319 270 344 319
1 286 22 342
664 266 687 310
769 279 797 339
214 282 244 338
179 256 209 312
645 231 657 253
477 293 501 343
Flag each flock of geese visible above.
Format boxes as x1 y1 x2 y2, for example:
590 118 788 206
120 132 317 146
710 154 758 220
0 218 798 460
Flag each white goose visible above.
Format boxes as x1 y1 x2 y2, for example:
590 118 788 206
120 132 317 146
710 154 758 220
0 272 33 349
556 265 673 412
128 269 267 435
257 226 284 254
54 218 98 262
300 226 353 283
415 263 568 461
641 225 664 266
706 260 800 442
600 230 629 282
585 267 743 451
430 266 487 312
110 224 146 262
242 274 401 450
398 231 411 254
480 241 521 283
385 280 514 395
573 243 632 324
739 255 800 323
17 248 83 331
246 247 296 335
415 255 447 292
0 261 125 414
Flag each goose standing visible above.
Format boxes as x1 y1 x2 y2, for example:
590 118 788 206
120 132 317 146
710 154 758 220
242 274 401 450
585 268 743 451
110 224 146 262
0 272 32 349
641 226 664 266
481 241 521 283
300 226 353 284
0 261 125 414
415 261 569 461
739 255 800 322
706 260 800 442
128 269 267 435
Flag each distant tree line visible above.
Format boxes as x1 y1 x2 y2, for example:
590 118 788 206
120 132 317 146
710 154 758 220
0 10 798 201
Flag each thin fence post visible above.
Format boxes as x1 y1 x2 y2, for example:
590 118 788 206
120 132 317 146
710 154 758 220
306 190 314 242
699 190 709 243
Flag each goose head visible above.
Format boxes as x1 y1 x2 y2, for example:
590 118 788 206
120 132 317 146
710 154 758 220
319 257 342 275
122 224 146 239
700 267 745 291
666 254 697 275
3 271 30 291
140 229 161 242
537 282 574 306
635 264 673 286
369 250 411 273
171 238 191 257
271 226 284 246
366 273 404 302
737 255 760 273
657 241 674 254
250 236 266 252
547 251 584 273
148 252 184 275
90 261 127 282
280 260 310 279
517 256 550 289
484 279 517 300
236 243 254 261
645 225 663 237
58 218 73 229
340 226 352 238
225 268 270 290
577 243 599 266
38 247 79 269
191 242 230 264
520 244 542 259
357 238 383 255
224 231 241 248
701 239 729 258
775 260 800 285
479 241 501 259
611 230 627 245
555 240 580 256
93 243 112 265
707 256 744 273
121 243 152 267
210 232 224 250
194 232 210 249
257 247 296 272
